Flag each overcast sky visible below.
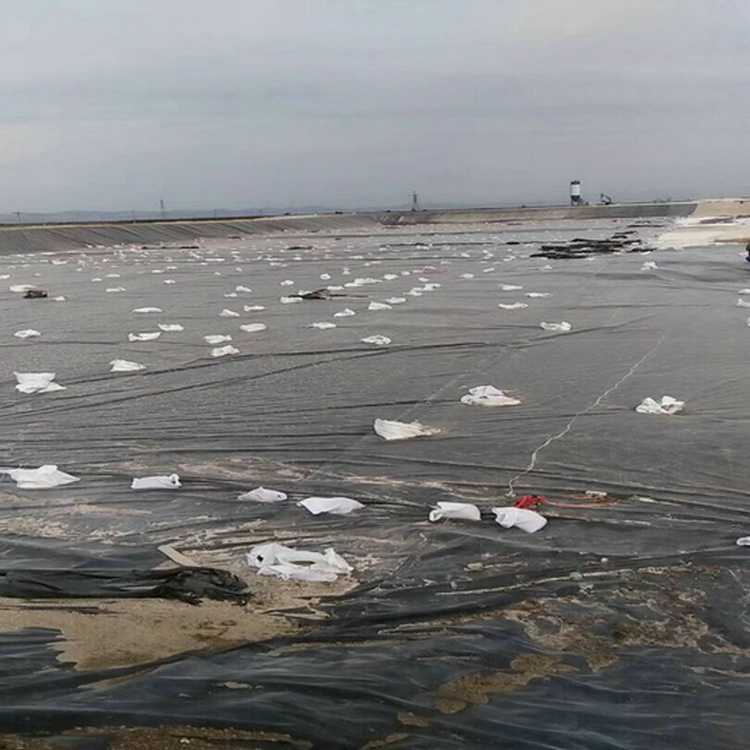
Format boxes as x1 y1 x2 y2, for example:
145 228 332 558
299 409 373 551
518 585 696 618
1 0 749 213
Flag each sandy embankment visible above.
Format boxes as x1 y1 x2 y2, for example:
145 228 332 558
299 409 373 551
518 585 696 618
0 549 356 671
655 199 750 249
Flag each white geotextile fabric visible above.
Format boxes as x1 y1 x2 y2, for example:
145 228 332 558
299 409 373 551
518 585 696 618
2 465 79 489
374 419 440 441
246 542 352 582
461 385 521 407
429 502 481 522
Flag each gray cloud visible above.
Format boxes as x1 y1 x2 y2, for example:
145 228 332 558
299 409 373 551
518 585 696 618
0 0 748 212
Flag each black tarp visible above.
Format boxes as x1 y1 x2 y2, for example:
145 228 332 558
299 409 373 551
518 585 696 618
0 217 748 748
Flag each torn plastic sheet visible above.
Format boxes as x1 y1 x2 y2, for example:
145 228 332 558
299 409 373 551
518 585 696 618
1 465 79 489
158 323 184 332
237 487 287 503
246 542 352 582
373 418 440 441
14 329 41 338
636 396 685 415
429 501 481 522
132 306 162 313
298 497 365 515
239 323 267 333
130 474 181 490
109 359 145 372
492 506 548 533
14 372 65 394
498 302 528 310
460 385 521 407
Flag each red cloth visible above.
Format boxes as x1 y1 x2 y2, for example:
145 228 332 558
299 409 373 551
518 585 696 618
513 494 546 509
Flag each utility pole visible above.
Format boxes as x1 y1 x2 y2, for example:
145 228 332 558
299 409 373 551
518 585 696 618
13 212 21 224
160 199 166 220
411 190 419 212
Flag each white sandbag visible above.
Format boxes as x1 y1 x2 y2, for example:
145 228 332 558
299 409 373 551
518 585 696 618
333 308 356 317
132 307 162 313
460 273 474 279
540 322 572 332
362 335 391 346
204 334 232 344
245 542 352 582
368 301 392 311
500 284 523 291
737 299 750 308
220 309 240 317
526 292 551 298
492 507 548 533
641 261 658 271
3 464 79 489
244 305 266 311
309 321 336 329
385 297 406 304
239 323 267 333
736 537 750 547
498 303 528 310
374 419 440 441
461 385 521 407
280 279 294 286
105 286 126 293
128 332 161 342
298 496 365 515
235 285 252 292
429 502 481 522
635 396 685 415
131 474 181 490
10 284 36 293
14 372 65 394
110 359 145 372
280 296 301 304
238 487 288 503
158 324 184 332
14 329 41 338
211 345 239 357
